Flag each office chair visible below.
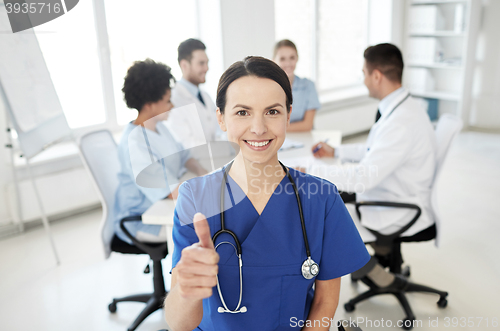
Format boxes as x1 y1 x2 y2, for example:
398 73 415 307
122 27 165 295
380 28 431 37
338 320 363 331
79 130 168 331
344 114 463 330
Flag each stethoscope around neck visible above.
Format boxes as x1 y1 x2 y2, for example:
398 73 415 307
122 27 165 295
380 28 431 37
213 160 319 314
383 92 411 120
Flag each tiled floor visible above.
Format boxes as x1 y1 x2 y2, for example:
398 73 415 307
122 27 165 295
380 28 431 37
0 130 499 331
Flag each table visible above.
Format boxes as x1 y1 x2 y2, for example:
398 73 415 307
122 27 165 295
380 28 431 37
141 130 342 254
278 130 341 165
142 199 176 254
141 152 234 254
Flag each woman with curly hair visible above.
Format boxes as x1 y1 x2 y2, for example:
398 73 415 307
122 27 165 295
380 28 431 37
113 59 207 244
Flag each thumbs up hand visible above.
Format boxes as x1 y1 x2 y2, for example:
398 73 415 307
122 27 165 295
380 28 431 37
193 212 215 250
175 213 220 300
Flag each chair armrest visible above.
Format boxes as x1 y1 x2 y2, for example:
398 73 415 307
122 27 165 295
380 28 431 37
119 216 161 255
355 201 422 246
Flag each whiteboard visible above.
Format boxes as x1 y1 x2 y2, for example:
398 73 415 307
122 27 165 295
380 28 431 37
0 5 72 159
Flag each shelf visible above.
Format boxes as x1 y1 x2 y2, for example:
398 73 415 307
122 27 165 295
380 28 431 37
409 31 466 37
411 0 467 4
410 90 461 101
408 62 462 69
405 0 481 126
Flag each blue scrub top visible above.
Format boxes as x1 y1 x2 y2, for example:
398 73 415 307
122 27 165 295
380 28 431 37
171 166 370 330
290 75 321 123
113 122 190 244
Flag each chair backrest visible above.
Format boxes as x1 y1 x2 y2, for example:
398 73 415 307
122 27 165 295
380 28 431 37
78 130 120 259
431 114 463 247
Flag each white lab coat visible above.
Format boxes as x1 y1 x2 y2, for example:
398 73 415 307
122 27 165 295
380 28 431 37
311 88 437 240
167 83 219 149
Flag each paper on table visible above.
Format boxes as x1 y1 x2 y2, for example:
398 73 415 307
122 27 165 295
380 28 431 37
279 138 305 151
280 155 358 177
279 155 328 170
311 130 342 147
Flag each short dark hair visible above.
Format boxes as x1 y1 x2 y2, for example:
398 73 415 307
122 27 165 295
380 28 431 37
216 56 293 114
122 58 175 111
364 43 404 83
273 39 298 58
178 38 206 64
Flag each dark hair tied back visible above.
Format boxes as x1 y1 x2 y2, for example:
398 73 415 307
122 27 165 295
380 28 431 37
273 39 298 59
216 56 293 114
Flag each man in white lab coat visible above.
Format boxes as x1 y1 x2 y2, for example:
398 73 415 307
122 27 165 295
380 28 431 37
311 43 437 289
167 39 220 149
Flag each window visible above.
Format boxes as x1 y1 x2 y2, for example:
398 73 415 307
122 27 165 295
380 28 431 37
317 0 369 91
104 0 198 125
275 0 369 93
35 0 106 129
274 0 315 80
35 0 199 130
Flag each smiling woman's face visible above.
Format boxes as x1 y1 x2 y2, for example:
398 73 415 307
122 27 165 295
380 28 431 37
274 46 298 79
217 75 290 165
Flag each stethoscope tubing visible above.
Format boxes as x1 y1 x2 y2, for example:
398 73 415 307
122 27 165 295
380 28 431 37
213 159 319 313
384 92 411 120
214 161 242 255
283 162 312 258
215 160 312 259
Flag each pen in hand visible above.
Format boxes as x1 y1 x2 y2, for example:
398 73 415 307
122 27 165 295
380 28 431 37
312 138 329 154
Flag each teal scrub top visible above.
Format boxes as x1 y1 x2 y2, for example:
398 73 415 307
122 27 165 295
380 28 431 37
171 166 370 330
290 75 321 123
113 122 190 244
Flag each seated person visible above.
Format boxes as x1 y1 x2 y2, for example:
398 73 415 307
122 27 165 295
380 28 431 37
113 59 207 244
167 38 222 149
273 39 320 132
310 44 437 288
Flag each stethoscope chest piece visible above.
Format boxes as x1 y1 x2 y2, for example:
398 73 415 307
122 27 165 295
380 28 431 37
301 257 320 279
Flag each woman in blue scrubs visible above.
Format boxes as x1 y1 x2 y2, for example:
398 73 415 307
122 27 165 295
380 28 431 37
273 39 321 132
164 56 370 330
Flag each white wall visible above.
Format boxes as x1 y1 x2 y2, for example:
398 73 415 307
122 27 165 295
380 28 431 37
0 95 13 226
470 0 500 129
315 100 379 136
220 0 276 69
6 167 99 223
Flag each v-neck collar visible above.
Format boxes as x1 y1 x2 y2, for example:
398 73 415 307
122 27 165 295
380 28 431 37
225 169 289 217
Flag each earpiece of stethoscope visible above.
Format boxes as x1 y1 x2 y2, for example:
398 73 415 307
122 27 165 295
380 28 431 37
217 306 247 313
